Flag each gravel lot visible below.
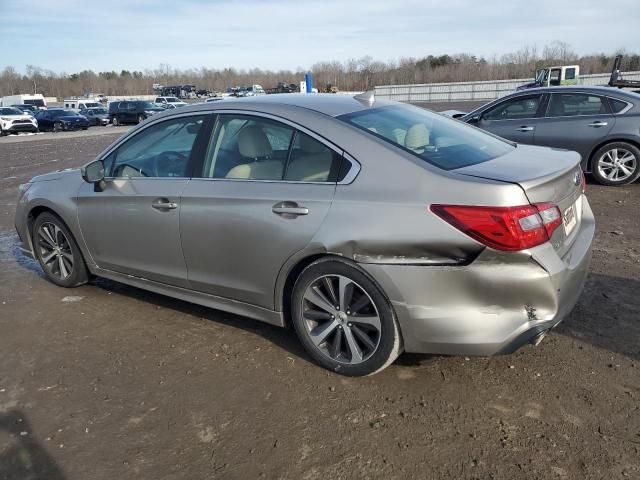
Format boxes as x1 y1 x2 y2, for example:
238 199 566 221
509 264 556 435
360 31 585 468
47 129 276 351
0 122 639 479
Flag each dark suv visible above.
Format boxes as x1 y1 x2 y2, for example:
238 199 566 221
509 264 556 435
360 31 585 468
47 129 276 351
108 101 164 125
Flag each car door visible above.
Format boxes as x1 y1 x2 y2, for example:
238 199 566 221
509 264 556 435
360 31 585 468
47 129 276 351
77 113 211 287
180 113 342 309
532 92 615 161
474 94 545 144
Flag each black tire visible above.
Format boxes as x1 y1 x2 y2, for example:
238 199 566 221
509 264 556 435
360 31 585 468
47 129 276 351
291 257 402 376
137 114 145 124
0 128 5 136
32 212 89 288
112 116 119 126
590 142 640 186
82 127 88 130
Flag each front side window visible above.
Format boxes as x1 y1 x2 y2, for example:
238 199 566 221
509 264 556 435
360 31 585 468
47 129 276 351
549 69 561 86
546 94 606 117
110 115 205 178
482 95 542 121
339 104 513 170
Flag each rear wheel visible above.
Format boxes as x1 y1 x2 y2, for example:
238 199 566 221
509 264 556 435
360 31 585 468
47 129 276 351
591 142 640 186
33 212 88 288
291 258 402 376
137 114 145 124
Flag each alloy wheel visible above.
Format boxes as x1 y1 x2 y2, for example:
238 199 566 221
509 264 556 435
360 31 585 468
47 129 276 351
597 148 637 182
36 222 74 280
301 275 381 365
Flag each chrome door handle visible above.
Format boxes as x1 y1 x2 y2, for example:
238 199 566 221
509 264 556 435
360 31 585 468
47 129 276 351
152 198 178 210
516 126 534 132
272 201 309 217
588 121 608 127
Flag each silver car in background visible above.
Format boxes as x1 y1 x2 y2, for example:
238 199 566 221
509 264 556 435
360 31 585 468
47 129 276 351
14 94 594 376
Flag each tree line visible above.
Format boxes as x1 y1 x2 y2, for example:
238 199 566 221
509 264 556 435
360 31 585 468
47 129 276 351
1 42 639 99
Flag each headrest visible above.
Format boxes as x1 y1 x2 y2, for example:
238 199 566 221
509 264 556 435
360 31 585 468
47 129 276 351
404 124 430 153
238 126 273 159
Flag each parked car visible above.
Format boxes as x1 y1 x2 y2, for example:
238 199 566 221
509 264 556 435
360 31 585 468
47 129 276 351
461 86 640 186
154 96 188 108
64 98 102 112
34 109 89 131
80 107 110 126
1 94 47 110
15 93 594 376
108 101 164 125
11 104 39 116
0 107 39 135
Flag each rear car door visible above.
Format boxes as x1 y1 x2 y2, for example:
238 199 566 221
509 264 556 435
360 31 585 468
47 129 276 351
77 113 211 287
532 92 615 161
475 94 545 144
180 112 344 309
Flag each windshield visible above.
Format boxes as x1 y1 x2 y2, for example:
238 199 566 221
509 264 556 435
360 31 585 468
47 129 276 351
84 102 100 108
24 99 45 107
166 98 180 103
338 104 513 170
91 108 108 114
0 107 23 115
140 101 157 109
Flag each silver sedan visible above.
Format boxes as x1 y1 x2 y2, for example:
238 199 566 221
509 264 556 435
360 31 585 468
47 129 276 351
14 93 595 376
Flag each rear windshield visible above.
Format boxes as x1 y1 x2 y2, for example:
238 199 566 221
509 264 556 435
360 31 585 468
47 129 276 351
338 104 513 170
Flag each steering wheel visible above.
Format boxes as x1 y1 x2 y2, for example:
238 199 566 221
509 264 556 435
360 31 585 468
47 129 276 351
152 151 188 177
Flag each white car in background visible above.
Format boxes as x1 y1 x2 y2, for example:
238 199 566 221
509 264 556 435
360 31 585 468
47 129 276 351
154 96 188 108
0 106 39 135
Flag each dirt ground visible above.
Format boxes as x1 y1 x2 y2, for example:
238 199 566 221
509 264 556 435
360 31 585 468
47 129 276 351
0 124 639 480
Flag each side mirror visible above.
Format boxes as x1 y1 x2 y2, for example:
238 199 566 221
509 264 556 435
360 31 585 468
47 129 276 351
81 159 105 183
467 114 481 125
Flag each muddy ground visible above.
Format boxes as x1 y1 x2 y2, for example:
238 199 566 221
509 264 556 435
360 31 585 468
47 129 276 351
0 125 639 480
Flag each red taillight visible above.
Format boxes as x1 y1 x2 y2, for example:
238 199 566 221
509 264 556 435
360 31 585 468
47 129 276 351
430 203 562 251
580 170 586 193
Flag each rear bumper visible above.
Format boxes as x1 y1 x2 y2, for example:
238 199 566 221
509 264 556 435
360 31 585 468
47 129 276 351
361 196 595 356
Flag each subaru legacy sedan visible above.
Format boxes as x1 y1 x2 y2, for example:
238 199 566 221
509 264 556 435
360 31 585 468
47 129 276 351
15 94 594 376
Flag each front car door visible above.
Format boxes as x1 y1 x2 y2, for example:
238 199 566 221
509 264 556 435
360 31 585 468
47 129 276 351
532 91 615 164
474 94 545 145
180 112 343 309
77 113 210 287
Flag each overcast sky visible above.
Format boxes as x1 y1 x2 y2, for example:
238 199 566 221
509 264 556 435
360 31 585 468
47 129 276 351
1 0 638 73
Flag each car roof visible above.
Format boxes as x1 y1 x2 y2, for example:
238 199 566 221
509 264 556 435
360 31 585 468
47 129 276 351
511 85 640 99
184 93 396 117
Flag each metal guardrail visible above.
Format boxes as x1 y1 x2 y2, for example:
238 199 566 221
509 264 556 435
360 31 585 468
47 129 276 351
375 71 640 103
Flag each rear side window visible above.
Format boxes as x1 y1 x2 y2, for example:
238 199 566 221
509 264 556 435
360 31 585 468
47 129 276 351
201 114 342 182
565 68 576 80
609 98 630 113
546 94 607 117
482 95 541 121
339 104 513 170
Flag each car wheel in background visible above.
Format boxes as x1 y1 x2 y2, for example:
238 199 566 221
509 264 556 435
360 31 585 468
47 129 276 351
291 257 402 376
33 212 89 288
112 116 119 126
591 142 640 186
0 127 5 136
54 121 63 132
137 114 145 124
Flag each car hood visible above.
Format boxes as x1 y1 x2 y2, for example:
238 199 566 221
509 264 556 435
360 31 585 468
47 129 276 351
1 114 33 121
57 115 87 121
30 168 80 183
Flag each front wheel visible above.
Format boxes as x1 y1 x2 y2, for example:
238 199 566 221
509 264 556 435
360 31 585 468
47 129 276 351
591 142 640 186
112 116 120 126
137 114 146 124
291 258 402 376
33 212 88 288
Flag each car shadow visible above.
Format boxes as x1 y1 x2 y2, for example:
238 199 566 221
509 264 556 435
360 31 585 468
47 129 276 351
90 277 313 363
0 410 66 480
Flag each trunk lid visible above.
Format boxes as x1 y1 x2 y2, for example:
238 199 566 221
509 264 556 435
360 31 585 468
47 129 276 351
456 144 584 255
